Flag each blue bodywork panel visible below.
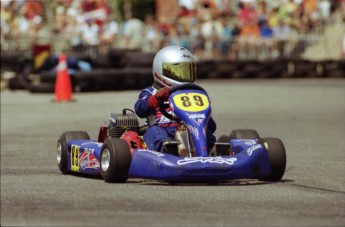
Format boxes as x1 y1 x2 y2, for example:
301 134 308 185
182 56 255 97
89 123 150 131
66 138 272 181
67 140 102 174
169 90 211 157
128 139 271 181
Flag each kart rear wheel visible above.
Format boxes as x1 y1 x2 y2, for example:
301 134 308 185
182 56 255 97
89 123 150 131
100 138 132 183
57 131 90 174
259 137 286 181
229 129 260 139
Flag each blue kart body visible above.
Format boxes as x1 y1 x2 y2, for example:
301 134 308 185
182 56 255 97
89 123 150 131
66 139 271 181
128 141 271 181
62 84 277 182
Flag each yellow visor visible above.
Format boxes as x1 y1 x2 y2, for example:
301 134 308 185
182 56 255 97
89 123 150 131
162 62 196 83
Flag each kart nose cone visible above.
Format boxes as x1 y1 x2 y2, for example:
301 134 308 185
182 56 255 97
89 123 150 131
101 148 110 172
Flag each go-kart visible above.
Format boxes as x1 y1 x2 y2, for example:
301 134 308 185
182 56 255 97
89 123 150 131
57 83 286 183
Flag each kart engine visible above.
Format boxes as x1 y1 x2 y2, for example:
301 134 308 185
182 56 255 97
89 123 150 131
108 110 139 138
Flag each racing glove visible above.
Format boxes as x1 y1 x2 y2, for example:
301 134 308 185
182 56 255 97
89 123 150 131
147 87 170 109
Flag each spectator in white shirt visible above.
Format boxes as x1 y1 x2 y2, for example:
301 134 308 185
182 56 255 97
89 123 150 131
80 18 99 46
123 12 145 50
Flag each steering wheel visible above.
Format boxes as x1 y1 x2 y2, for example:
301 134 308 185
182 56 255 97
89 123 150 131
159 83 207 121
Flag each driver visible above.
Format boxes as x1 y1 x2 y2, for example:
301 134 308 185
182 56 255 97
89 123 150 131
135 45 216 152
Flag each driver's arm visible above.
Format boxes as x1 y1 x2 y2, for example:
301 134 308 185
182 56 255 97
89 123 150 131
135 87 169 118
135 89 155 118
147 87 169 109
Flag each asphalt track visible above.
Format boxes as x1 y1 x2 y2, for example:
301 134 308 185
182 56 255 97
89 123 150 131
1 79 345 227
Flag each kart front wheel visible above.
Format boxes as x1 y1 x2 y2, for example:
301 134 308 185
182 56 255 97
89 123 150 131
260 137 286 181
100 138 132 183
57 131 90 174
229 129 260 140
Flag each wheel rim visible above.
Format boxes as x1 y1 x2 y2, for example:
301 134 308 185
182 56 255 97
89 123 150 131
101 148 110 172
57 142 62 165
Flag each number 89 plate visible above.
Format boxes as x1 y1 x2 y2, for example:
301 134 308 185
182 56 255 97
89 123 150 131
173 93 209 112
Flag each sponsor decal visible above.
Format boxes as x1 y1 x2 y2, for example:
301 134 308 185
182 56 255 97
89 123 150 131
187 113 205 119
81 142 103 147
237 139 257 146
177 157 237 165
156 108 175 124
79 148 100 170
186 124 199 140
246 144 262 156
187 113 205 126
139 149 165 157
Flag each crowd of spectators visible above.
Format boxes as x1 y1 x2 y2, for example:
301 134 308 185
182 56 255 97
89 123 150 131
1 0 344 60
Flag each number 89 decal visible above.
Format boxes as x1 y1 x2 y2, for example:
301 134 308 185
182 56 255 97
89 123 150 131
173 93 209 112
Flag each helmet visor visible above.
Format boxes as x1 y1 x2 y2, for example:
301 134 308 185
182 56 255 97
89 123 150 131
162 62 196 83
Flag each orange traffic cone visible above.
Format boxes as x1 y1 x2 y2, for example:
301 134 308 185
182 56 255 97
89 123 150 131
53 53 74 102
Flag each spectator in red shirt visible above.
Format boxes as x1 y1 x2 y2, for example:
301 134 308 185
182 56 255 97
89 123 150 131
237 1 257 26
23 1 42 20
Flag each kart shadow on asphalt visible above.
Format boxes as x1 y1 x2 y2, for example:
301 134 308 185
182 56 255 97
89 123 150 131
64 173 294 186
68 172 103 180
127 178 295 186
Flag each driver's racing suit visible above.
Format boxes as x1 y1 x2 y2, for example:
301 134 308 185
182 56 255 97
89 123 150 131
135 85 217 151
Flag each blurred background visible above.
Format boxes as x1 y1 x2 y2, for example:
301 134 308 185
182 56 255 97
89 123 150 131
1 0 345 93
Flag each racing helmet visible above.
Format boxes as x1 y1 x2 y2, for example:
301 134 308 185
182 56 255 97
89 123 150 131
153 46 196 88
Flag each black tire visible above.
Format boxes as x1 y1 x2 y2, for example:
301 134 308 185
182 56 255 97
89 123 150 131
100 138 132 183
57 131 90 174
217 134 230 142
259 137 286 181
215 135 231 156
229 129 260 139
29 83 55 93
